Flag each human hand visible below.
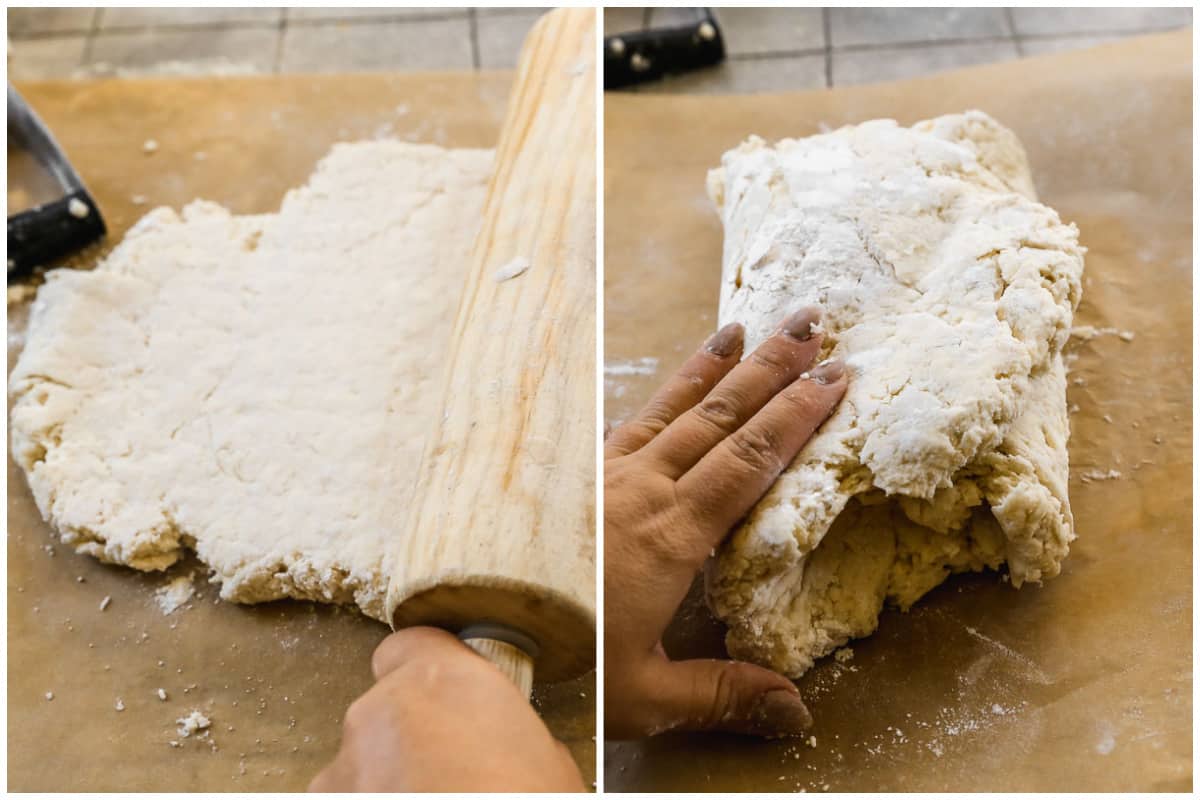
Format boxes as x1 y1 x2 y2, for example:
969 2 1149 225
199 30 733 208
309 627 585 793
604 307 847 739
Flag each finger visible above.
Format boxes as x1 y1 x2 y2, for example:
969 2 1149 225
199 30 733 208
640 307 825 477
308 758 355 792
604 322 744 459
371 626 468 680
680 360 847 537
638 657 812 738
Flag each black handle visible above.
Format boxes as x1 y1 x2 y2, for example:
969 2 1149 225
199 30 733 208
604 11 725 90
7 189 106 281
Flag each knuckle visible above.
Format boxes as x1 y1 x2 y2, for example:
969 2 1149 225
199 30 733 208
643 525 704 569
701 663 743 728
637 399 677 434
691 392 743 432
343 695 375 733
781 384 834 421
726 425 783 473
749 342 798 375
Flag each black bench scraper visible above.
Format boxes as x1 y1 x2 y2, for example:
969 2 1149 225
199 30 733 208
7 83 106 281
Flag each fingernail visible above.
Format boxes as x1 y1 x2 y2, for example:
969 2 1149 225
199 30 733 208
808 358 845 385
705 322 744 357
779 307 821 341
751 689 813 737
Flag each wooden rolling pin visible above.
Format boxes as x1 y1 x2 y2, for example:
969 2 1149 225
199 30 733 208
386 8 596 694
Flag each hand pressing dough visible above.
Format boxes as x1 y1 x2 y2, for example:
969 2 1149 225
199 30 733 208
9 141 492 621
705 112 1085 678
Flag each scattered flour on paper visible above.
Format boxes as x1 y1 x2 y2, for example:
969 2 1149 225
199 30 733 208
604 357 659 377
155 575 195 615
1069 325 1135 343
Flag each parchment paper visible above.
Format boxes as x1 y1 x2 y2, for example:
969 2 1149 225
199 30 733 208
7 72 594 792
603 30 1191 793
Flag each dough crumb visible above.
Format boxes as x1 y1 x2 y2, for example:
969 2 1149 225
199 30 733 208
157 688 168 701
1079 468 1122 483
1118 330 1135 342
143 139 159 154
114 698 126 712
67 198 90 219
177 710 211 737
99 595 112 611
44 691 54 701
807 735 817 748
492 255 531 282
833 647 854 663
155 575 195 615
131 194 148 206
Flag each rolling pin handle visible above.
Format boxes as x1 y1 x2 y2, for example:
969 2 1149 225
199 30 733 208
459 624 539 700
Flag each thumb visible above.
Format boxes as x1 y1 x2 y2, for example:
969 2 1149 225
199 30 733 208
641 657 813 738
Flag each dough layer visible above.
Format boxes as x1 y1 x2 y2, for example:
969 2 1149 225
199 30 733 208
705 112 1084 677
10 141 492 620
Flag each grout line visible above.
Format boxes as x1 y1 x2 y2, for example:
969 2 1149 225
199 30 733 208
14 26 95 39
60 10 471 39
832 34 1018 54
474 7 545 17
273 8 288 74
468 8 481 71
88 19 284 37
821 7 832 88
1003 7 1024 56
1002 7 1019 37
728 47 828 63
1017 28 1177 41
80 7 104 67
284 10 471 27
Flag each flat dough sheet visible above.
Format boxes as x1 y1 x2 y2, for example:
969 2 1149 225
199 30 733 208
705 112 1085 677
9 141 492 620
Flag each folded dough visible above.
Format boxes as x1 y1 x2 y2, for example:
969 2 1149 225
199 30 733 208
9 141 492 620
705 111 1084 677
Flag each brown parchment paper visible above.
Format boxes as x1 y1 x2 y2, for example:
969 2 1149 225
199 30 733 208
7 72 594 792
603 30 1191 793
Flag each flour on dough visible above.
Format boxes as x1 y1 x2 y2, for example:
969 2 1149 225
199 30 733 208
9 141 493 621
705 112 1085 677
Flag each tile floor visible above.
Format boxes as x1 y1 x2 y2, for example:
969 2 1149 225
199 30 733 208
6 7 1193 87
6 7 544 78
604 6 1193 93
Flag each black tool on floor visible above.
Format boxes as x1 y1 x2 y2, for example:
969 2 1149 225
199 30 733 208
7 83 106 281
604 8 725 90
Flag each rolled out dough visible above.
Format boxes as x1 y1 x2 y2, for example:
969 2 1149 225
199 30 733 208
705 112 1085 677
9 141 493 620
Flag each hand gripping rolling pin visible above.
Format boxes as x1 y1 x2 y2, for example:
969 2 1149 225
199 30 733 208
385 8 597 696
